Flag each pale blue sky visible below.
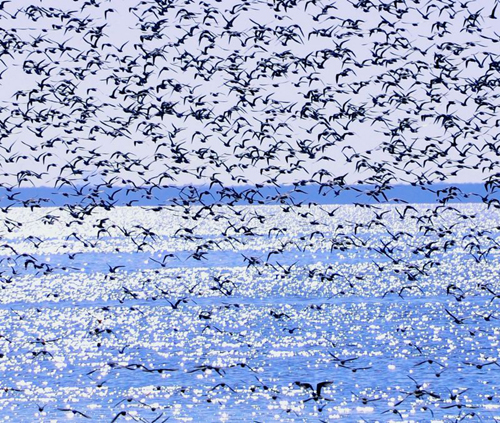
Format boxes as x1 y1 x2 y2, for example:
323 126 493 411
0 0 498 188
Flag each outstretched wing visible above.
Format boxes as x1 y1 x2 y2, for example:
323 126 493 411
317 381 334 396
294 381 314 393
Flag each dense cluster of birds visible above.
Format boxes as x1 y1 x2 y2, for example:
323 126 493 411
0 0 500 420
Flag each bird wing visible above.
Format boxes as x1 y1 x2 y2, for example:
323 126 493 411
317 381 334 395
295 382 314 392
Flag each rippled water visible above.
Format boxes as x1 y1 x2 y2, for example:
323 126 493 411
1 204 500 422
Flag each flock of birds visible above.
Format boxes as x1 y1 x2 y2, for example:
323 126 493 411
0 0 500 420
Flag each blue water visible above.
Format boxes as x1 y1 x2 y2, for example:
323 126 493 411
0 204 499 422
0 182 496 207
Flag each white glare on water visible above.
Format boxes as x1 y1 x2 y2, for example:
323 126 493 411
0 205 498 421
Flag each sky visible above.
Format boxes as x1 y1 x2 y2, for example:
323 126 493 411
0 0 498 189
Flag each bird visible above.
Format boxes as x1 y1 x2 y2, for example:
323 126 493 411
0 0 499 421
294 381 334 402
57 408 91 418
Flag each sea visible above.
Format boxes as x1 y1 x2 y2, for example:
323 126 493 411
0 200 499 422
